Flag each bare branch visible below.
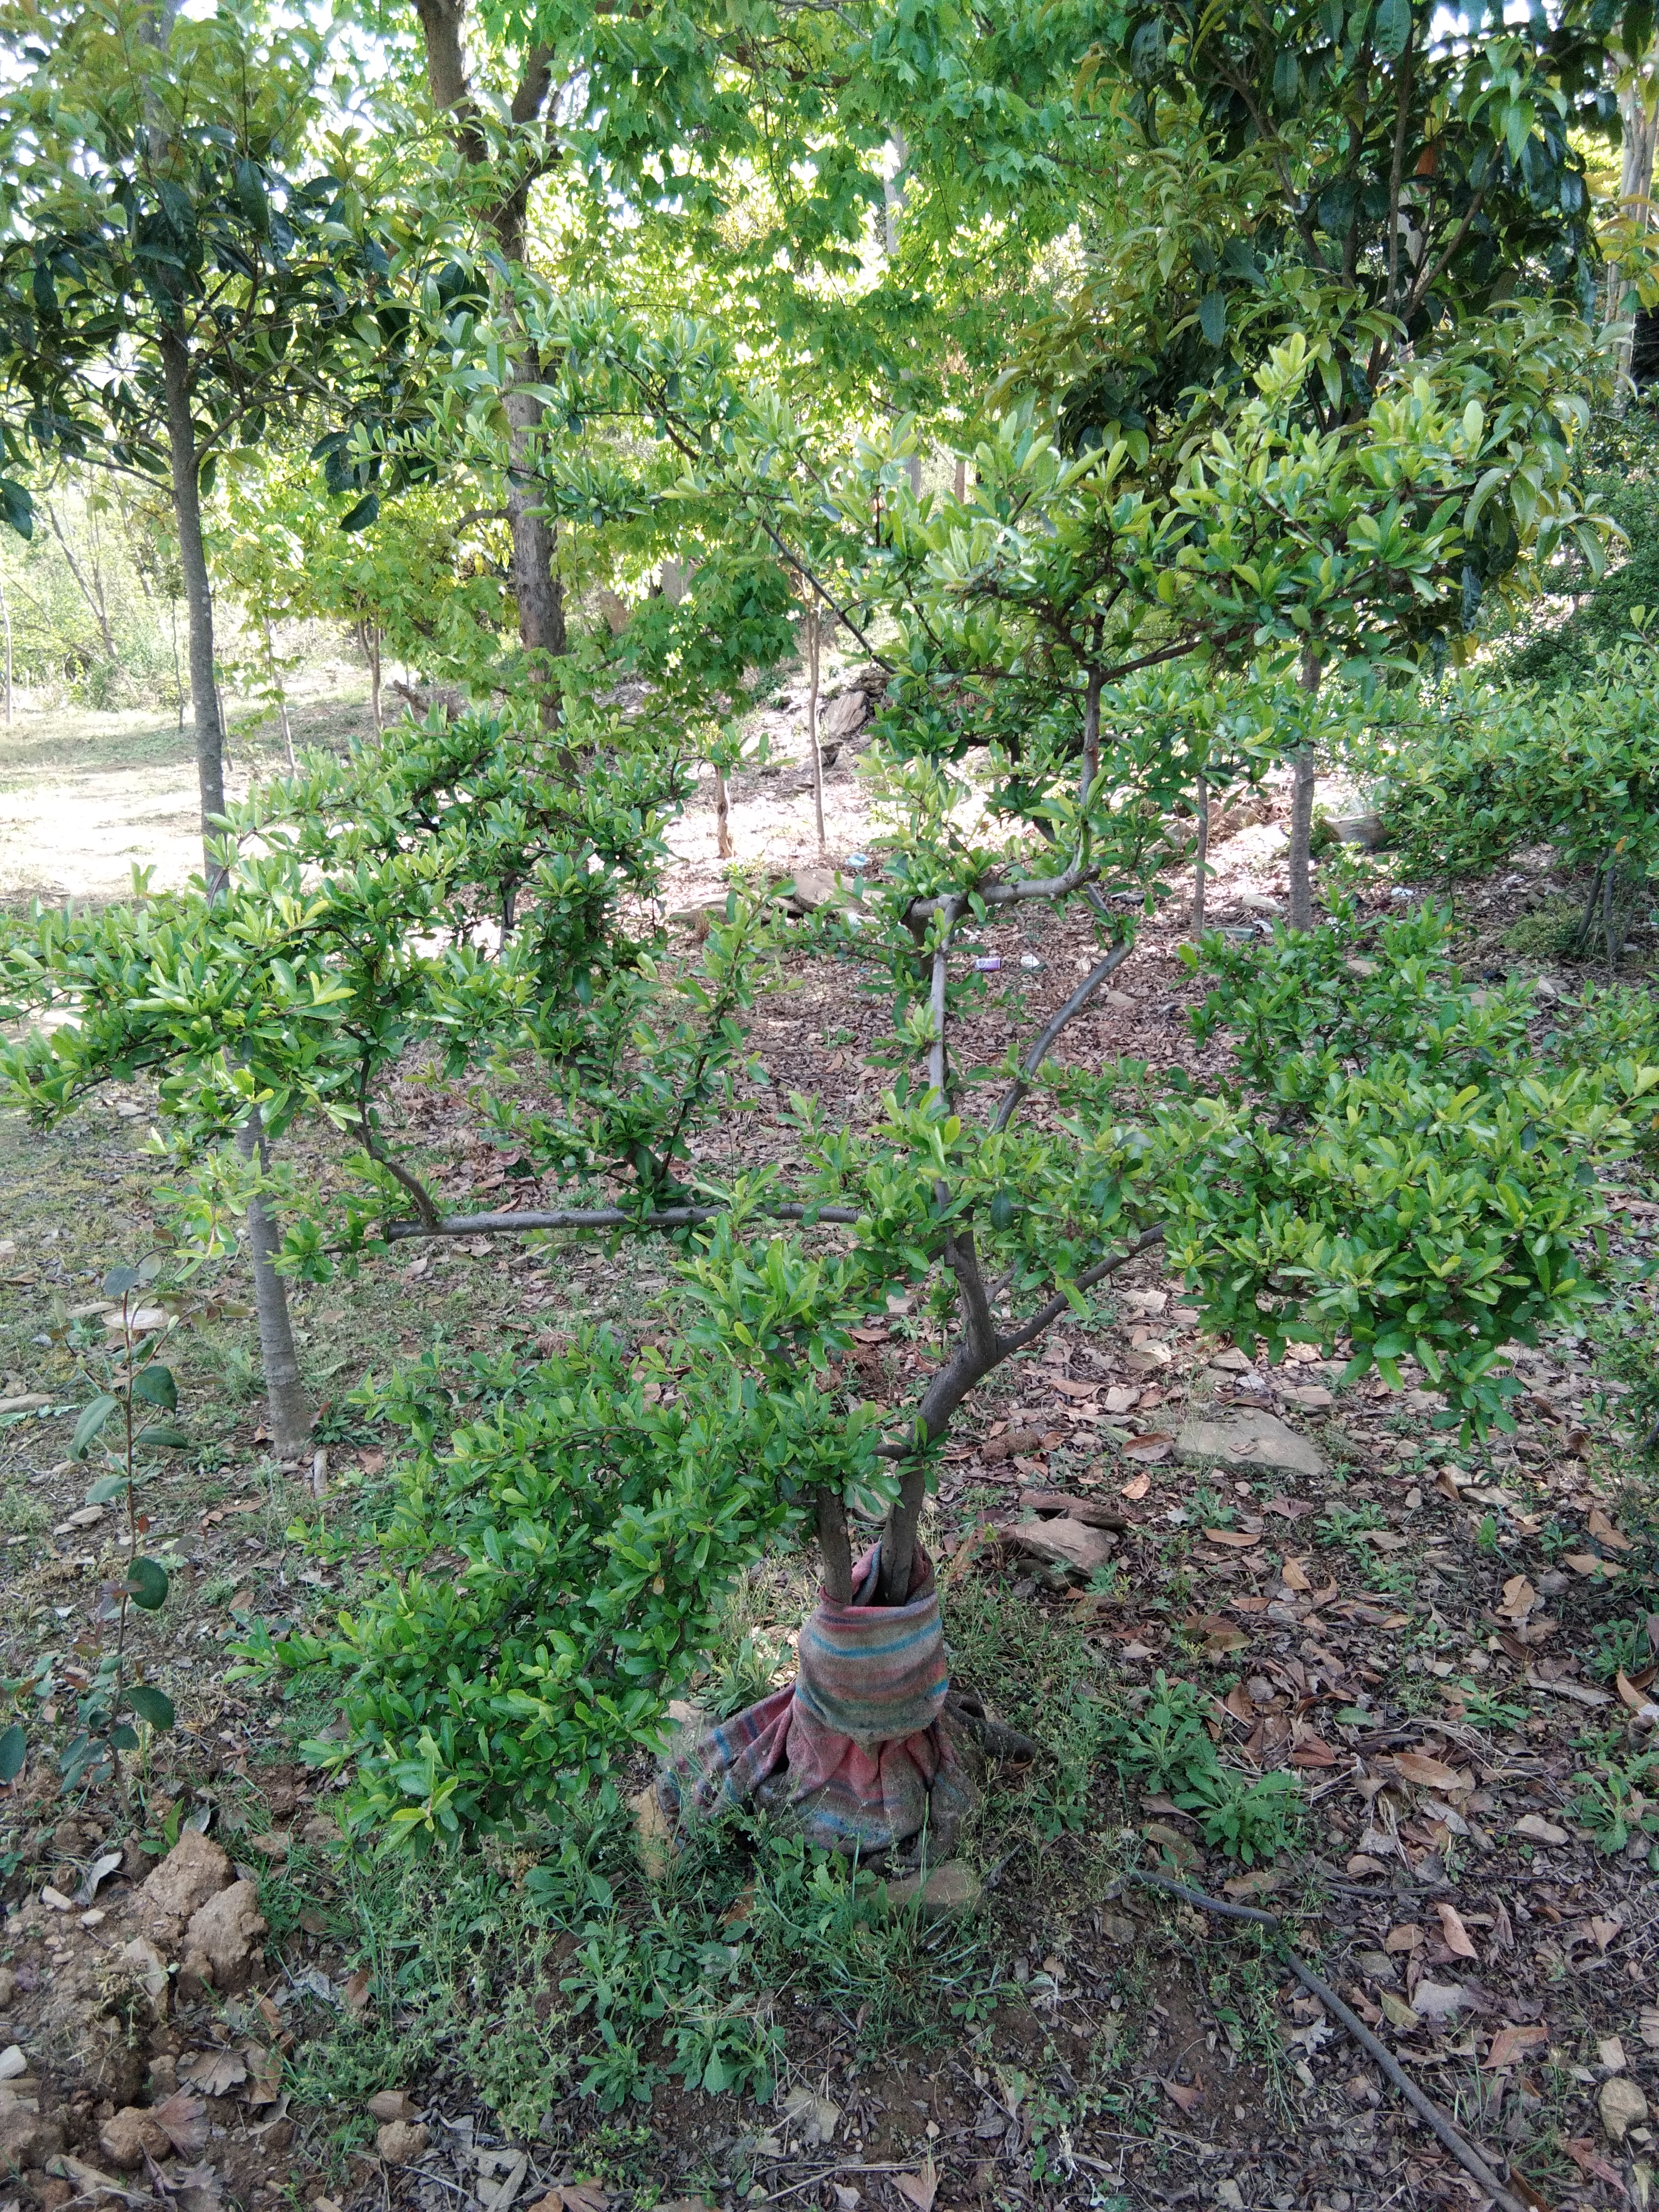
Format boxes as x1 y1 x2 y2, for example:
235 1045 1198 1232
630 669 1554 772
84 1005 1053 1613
381 1199 862 1239
906 856 1098 924
993 1228 1166 1356
992 936 1136 1133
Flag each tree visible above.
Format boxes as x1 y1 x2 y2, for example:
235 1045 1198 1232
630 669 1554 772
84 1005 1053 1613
0 0 401 863
238 351 1657 1853
0 691 682 1457
1026 0 1641 918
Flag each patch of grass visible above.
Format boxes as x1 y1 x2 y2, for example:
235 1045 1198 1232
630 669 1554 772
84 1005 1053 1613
1316 1501 1387 1552
1502 897 1587 962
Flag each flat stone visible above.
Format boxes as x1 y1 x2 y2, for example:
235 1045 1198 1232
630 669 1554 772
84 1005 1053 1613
1600 2074 1648 2144
820 690 870 740
780 865 850 914
882 1859 982 1920
1017 1488 1128 1530
182 1878 266 1990
1177 1413 1326 1480
1006 1517 1116 1576
376 2120 432 2164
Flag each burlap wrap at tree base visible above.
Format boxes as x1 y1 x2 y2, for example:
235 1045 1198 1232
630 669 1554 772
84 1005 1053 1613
658 1542 977 1853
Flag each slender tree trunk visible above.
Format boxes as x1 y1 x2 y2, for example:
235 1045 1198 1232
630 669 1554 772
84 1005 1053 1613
0 570 12 726
261 620 295 768
954 454 967 503
816 1486 854 1606
714 765 733 858
505 351 566 710
1286 650 1322 931
47 504 118 664
1607 72 1659 393
160 329 227 874
1193 774 1210 935
236 1109 312 1462
807 601 825 853
411 0 566 709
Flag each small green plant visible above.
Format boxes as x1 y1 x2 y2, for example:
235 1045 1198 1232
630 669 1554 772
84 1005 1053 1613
1452 1681 1529 1733
1317 1501 1387 1552
1569 1750 1659 1861
1502 899 1586 961
1102 1672 1305 1864
1591 1617 1659 1683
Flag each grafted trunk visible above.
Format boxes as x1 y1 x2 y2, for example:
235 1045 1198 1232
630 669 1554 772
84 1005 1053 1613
1193 775 1210 934
806 601 825 852
160 329 227 875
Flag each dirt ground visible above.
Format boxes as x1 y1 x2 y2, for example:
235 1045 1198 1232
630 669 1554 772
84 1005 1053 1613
1 667 1656 2212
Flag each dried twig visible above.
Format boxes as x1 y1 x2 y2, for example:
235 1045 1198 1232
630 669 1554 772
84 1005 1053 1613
1124 1869 1529 2212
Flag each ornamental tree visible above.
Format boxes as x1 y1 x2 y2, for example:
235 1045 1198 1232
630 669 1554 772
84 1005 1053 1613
250 352 1656 1854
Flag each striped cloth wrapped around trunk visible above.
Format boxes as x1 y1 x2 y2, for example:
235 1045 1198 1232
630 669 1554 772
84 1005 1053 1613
658 1541 976 1854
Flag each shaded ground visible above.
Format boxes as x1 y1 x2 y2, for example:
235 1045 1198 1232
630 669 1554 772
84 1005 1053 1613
1 672 1656 2212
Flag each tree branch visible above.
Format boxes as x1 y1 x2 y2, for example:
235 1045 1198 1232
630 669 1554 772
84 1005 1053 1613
380 1199 862 1239
992 936 1135 1133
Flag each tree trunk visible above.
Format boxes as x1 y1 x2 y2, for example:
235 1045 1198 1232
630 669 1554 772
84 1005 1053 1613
235 1110 312 1461
806 600 825 852
0 569 11 726
411 0 565 703
714 765 733 858
815 1486 853 1605
1286 651 1322 930
1607 70 1659 389
1193 774 1210 934
261 619 295 768
160 329 227 876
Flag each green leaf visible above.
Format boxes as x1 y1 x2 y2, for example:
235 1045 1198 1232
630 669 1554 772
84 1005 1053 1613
87 1471 130 1505
125 1557 170 1612
1198 292 1226 348
133 1365 177 1410
127 1685 175 1731
0 1722 24 1783
339 492 379 532
72 1393 120 1460
136 1421 189 1451
1372 0 1411 57
0 480 32 541
110 1723 140 1751
103 1265 141 1298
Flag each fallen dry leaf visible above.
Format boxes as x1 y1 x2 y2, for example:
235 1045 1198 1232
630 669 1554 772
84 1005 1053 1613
1203 1528 1261 1549
1261 1495 1316 1520
893 2155 939 2212
1382 1924 1423 1953
1379 1991 1421 2031
1120 1471 1151 1500
1615 1670 1659 1721
1162 2077 1202 2114
179 2049 247 2098
1586 1506 1633 1552
1437 1903 1479 1960
149 2091 208 2159
1485 2024 1548 2070
1121 1432 1174 1463
340 1968 373 2022
1280 1556 1312 1591
239 2046 282 2107
1563 1553 1623 1580
1562 2138 1626 2189
1289 1737 1337 1767
1497 1574 1539 1622
525 2189 610 2212
366 2091 417 2125
1393 1751 1465 1791
1589 1915 1622 1951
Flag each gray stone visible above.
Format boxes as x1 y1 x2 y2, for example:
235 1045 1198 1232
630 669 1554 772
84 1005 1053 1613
882 1859 982 1920
820 690 870 741
1007 1516 1116 1576
1177 1412 1326 1480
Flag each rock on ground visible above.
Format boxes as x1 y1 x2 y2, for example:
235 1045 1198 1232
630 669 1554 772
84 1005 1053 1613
181 1879 267 1991
1006 1516 1116 1576
137 1832 232 1945
1176 1411 1326 1480
99 2106 171 2171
